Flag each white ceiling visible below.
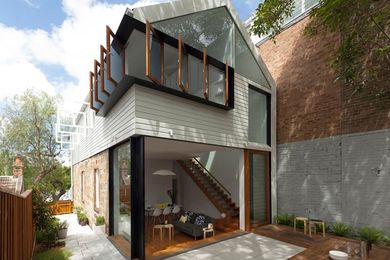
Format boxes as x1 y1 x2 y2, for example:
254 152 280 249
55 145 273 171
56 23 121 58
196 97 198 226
145 137 231 160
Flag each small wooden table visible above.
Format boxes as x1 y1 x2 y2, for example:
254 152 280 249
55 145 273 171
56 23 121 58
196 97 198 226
153 224 164 240
294 216 309 235
163 224 174 240
309 219 326 237
203 227 215 239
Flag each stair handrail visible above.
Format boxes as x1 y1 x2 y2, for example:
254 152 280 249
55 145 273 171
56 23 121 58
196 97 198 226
192 157 231 196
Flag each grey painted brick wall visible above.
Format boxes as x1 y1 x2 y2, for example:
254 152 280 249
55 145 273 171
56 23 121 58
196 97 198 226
277 129 390 233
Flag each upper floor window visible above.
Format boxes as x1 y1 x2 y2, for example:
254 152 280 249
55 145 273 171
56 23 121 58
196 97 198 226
146 22 164 85
248 86 270 145
146 20 233 109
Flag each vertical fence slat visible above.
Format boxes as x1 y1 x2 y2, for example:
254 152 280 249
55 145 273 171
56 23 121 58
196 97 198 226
0 189 34 260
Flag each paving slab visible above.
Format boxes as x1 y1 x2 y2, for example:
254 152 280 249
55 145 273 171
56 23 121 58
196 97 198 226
167 233 305 260
56 214 125 260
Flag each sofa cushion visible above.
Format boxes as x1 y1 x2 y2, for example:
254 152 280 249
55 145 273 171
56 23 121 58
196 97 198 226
194 214 206 225
179 215 187 223
185 210 195 223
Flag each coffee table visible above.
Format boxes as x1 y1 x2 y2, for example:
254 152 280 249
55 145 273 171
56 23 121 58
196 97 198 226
163 224 174 240
153 224 164 240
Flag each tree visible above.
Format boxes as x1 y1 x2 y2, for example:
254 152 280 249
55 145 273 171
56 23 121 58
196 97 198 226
251 0 390 97
38 165 71 201
1 89 60 183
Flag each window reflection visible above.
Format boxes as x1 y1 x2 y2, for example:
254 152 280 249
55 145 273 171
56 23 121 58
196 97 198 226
153 7 234 67
146 22 163 84
208 65 225 105
235 28 269 88
164 43 179 90
248 88 269 144
188 55 204 98
152 7 270 88
113 142 131 241
178 35 189 91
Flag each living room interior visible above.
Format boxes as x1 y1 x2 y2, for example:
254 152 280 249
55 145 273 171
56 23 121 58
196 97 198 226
143 137 242 257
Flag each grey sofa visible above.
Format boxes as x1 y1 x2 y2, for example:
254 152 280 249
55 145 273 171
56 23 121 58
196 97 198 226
172 213 214 239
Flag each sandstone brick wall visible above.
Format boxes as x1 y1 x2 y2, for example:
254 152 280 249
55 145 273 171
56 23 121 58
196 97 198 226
72 150 109 232
259 15 390 232
259 17 390 144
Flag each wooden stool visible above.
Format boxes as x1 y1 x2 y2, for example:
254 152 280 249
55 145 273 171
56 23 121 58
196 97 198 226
153 224 163 240
294 216 309 235
163 224 174 240
309 219 325 237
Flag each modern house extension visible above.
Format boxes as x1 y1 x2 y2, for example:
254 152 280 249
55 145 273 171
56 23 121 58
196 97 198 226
70 0 276 258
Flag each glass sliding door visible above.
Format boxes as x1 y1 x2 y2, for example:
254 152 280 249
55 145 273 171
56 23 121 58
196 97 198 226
113 142 131 241
245 150 270 230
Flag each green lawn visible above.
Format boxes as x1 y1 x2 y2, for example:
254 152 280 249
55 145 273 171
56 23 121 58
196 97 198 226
33 248 72 260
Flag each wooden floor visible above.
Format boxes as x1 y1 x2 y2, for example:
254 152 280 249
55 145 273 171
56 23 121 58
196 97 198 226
109 223 390 259
109 235 131 257
109 222 244 260
254 224 390 260
145 223 244 259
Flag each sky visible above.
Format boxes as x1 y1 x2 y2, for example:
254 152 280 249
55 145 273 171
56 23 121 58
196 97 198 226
0 0 259 110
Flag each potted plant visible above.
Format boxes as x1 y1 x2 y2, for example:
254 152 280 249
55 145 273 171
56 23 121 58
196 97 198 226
58 220 69 239
77 210 89 226
358 226 385 256
93 216 106 234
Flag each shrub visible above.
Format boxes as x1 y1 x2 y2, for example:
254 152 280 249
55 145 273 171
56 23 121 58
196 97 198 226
330 222 352 237
75 207 88 225
32 186 61 248
275 213 295 226
358 226 386 244
95 216 105 226
78 212 88 222
59 220 69 230
32 186 53 230
383 235 390 247
36 218 60 248
120 207 130 215
74 206 83 215
76 208 89 226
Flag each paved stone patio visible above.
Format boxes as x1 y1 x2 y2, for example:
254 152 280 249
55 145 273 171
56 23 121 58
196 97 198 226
55 214 303 259
167 233 305 260
56 214 125 260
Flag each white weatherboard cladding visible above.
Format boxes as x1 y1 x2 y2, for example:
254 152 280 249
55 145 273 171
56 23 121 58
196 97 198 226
72 74 263 163
134 75 249 148
72 88 136 164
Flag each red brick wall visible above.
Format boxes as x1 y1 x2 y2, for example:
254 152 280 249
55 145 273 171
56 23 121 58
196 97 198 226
259 17 390 144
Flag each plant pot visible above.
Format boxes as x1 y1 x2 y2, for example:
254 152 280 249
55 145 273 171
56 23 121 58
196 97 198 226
93 223 106 235
79 219 88 226
58 228 68 239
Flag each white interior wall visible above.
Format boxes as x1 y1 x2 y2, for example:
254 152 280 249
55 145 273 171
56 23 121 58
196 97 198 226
145 159 174 206
173 162 221 218
198 149 242 205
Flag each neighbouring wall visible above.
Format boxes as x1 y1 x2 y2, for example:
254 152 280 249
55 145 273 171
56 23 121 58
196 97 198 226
277 129 390 232
259 15 390 233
